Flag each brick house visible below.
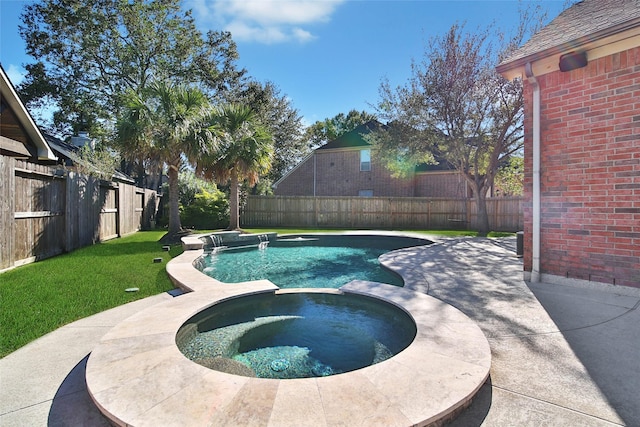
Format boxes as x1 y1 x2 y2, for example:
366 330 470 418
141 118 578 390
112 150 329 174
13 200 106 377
274 120 469 198
497 0 640 288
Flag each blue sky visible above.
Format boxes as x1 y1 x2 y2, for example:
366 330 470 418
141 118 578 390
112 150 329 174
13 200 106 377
0 0 567 128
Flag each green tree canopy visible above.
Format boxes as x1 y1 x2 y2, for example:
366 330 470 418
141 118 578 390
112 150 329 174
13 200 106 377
116 81 217 236
18 0 243 138
197 104 274 230
494 156 524 197
373 12 545 235
304 110 377 149
232 80 306 187
68 144 120 181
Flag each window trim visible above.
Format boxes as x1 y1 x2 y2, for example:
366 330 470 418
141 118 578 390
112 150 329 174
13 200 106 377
360 149 371 172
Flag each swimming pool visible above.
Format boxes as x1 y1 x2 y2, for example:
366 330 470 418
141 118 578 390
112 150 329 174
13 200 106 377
196 234 429 288
87 232 492 426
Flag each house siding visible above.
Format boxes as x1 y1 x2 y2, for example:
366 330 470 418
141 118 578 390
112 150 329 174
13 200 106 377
415 171 467 198
523 46 640 287
275 148 464 197
272 155 315 196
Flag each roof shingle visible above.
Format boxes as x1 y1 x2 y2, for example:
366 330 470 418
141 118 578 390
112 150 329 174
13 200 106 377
499 0 640 67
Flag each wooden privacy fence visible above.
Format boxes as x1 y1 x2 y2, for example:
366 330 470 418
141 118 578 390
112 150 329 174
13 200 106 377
242 195 523 232
0 157 159 271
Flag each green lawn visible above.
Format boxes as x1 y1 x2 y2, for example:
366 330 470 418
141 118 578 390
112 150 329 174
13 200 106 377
0 231 183 358
0 227 513 358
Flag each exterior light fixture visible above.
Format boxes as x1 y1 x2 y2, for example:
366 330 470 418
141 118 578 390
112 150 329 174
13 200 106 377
559 51 588 72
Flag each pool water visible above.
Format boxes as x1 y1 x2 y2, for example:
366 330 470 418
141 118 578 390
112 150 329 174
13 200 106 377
197 235 425 288
177 292 417 379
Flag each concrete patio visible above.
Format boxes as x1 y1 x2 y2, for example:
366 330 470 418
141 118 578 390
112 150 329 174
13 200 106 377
1 236 639 426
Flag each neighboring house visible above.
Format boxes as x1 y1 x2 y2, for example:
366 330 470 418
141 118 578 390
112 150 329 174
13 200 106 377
44 132 93 167
274 120 469 198
1 66 158 272
497 0 640 288
0 65 57 162
43 132 135 184
1 64 131 182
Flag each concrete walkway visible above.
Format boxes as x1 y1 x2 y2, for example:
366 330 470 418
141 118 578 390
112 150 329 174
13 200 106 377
385 238 640 426
1 237 639 426
0 293 175 427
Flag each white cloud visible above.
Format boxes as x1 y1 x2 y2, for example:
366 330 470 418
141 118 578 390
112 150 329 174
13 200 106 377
188 0 210 19
216 0 342 25
6 64 25 86
190 0 343 44
226 20 288 44
291 27 315 43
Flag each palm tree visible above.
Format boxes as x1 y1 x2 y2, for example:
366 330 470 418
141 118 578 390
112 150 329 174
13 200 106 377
116 81 216 237
197 104 273 230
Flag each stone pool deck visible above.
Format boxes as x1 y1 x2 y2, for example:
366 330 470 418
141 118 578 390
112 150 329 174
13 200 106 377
1 235 639 426
85 281 491 426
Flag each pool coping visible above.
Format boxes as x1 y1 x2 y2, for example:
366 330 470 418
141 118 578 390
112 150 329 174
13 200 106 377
86 234 491 426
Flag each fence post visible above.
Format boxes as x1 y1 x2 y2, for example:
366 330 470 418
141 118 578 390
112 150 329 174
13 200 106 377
0 155 16 270
65 171 74 252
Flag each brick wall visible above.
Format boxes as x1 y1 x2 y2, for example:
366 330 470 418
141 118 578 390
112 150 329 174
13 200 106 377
415 171 467 198
272 155 315 196
275 149 466 197
523 47 640 287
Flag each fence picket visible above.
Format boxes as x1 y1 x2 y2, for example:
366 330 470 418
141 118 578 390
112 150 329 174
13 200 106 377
1 157 158 271
242 195 523 231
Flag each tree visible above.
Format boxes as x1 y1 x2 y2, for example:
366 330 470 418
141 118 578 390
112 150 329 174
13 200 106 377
116 81 216 237
197 105 273 230
304 110 378 148
172 169 220 208
494 156 524 197
18 0 243 139
157 169 229 229
373 15 543 235
180 188 229 230
232 80 306 186
68 144 120 181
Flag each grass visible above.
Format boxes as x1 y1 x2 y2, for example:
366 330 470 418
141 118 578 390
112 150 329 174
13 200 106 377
0 227 514 358
0 231 183 358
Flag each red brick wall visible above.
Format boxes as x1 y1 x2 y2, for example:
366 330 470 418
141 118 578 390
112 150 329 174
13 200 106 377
275 149 468 198
273 155 315 196
319 149 421 196
275 149 416 197
415 172 467 198
523 47 640 287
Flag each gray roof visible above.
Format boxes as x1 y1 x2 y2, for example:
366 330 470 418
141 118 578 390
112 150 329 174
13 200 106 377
44 133 135 183
44 133 79 161
499 0 640 68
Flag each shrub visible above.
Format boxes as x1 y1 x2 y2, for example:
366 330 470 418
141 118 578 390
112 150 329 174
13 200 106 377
157 171 228 228
180 188 229 229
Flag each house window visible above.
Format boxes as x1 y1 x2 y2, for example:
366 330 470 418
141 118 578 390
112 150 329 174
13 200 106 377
358 190 374 197
360 149 371 171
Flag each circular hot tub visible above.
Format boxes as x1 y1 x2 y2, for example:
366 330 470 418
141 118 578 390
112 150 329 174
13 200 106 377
177 290 417 379
87 267 491 426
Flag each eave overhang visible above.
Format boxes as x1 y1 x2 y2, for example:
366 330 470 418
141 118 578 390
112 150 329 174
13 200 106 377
0 65 57 161
497 19 640 80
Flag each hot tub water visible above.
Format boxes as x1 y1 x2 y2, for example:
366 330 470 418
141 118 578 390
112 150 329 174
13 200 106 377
177 291 417 379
